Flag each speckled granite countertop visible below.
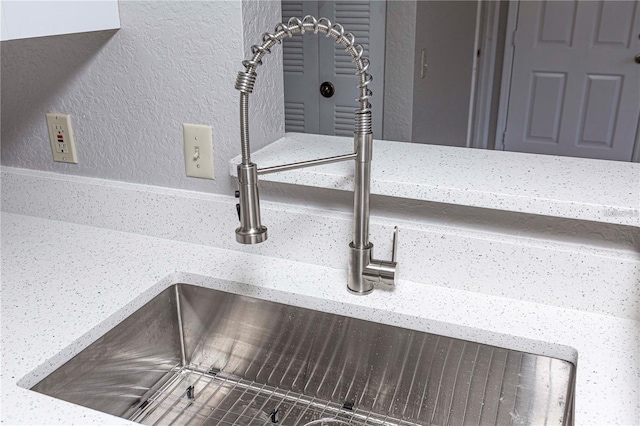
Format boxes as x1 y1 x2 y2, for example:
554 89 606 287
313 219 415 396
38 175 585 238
1 212 638 425
230 133 640 227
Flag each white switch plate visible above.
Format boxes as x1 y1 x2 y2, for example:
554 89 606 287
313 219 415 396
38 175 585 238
46 113 78 163
183 123 214 179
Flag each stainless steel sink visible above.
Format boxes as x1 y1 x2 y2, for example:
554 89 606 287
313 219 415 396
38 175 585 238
32 284 575 425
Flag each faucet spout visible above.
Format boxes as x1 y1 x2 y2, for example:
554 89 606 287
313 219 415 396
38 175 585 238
234 16 398 294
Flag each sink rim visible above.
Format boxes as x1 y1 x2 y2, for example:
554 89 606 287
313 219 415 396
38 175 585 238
28 280 577 425
19 273 579 392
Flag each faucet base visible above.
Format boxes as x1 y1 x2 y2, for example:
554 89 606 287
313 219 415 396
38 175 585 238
235 226 268 244
348 243 375 294
347 286 374 296
348 242 398 295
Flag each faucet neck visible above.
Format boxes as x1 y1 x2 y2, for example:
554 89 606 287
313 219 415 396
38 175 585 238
235 16 373 165
234 17 397 295
239 92 253 165
353 133 373 249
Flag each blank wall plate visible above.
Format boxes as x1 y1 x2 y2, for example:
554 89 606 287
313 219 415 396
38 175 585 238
46 113 78 163
183 124 214 179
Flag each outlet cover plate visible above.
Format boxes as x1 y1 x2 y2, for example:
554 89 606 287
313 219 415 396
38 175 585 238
46 113 78 163
183 123 214 179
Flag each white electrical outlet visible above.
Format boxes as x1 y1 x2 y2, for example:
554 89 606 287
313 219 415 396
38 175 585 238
183 123 214 179
46 113 78 163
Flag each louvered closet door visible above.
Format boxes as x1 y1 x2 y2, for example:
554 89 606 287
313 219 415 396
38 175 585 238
503 0 640 161
282 1 386 138
318 0 385 137
282 0 320 133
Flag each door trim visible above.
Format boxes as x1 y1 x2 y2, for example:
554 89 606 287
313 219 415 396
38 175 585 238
466 0 482 148
633 116 640 163
494 0 519 151
470 0 505 149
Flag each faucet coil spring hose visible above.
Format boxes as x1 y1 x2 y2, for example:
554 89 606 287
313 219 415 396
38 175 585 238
236 15 373 164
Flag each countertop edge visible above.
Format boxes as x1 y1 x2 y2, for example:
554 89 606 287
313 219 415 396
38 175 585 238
230 134 640 227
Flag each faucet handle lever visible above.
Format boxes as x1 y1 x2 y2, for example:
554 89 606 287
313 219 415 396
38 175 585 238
358 227 399 290
392 226 399 263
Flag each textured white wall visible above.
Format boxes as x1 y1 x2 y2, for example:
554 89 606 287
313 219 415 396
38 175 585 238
1 0 284 194
382 0 416 142
242 0 284 155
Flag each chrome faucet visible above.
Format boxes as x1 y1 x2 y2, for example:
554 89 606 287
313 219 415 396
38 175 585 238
234 16 398 295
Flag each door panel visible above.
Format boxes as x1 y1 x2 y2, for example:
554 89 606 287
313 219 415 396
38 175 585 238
504 0 640 161
537 0 577 46
526 72 566 142
334 105 355 135
577 75 622 147
333 1 370 76
284 102 306 133
283 35 304 74
594 1 636 46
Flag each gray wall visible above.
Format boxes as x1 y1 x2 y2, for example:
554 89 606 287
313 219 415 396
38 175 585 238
1 0 283 194
411 0 477 147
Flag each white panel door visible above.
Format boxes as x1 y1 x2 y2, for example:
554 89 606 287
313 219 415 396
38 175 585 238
503 0 640 161
282 0 385 138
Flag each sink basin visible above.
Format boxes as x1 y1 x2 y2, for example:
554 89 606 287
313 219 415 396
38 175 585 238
32 284 575 425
